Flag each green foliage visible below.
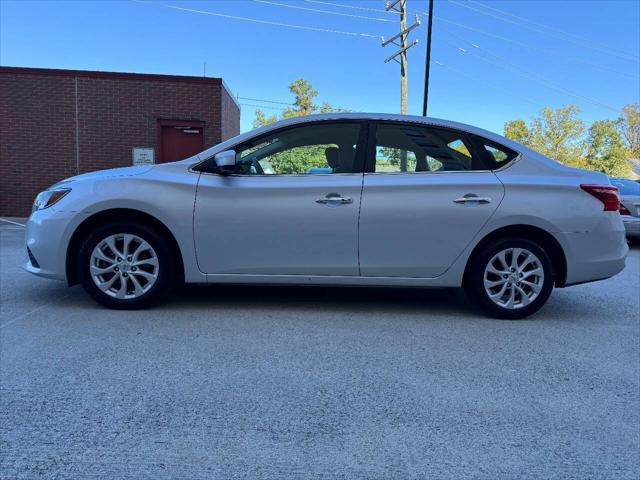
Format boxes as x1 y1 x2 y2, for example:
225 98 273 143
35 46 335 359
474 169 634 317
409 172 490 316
266 145 334 174
504 119 530 145
617 103 640 158
584 120 632 177
252 110 277 129
250 78 350 174
320 102 349 114
376 147 415 172
253 77 347 128
504 104 637 176
282 78 318 117
528 105 585 165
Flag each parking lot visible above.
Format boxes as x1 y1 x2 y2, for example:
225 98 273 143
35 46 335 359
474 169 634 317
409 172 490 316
1 218 638 479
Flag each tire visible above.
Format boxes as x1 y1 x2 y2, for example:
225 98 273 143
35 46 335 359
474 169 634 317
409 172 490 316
77 221 175 309
464 237 554 320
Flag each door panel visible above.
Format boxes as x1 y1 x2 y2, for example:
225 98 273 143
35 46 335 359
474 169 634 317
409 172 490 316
193 120 366 276
359 121 505 278
194 174 362 275
359 172 503 277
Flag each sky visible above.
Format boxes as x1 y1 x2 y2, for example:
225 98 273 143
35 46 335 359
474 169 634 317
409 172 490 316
1 0 639 134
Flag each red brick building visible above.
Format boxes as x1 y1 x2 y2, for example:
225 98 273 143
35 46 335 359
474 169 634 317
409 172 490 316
0 67 240 216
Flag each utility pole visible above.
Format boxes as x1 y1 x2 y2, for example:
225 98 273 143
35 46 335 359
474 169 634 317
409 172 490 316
382 0 420 115
399 1 408 115
422 0 434 116
382 0 420 171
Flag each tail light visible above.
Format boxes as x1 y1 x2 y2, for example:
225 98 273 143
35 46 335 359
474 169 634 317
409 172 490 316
580 184 620 211
619 204 632 215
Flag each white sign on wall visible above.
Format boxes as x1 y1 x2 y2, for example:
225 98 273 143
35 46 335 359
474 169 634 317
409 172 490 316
132 147 155 166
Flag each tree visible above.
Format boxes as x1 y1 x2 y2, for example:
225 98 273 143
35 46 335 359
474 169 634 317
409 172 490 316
504 103 637 177
527 105 586 166
584 120 632 177
617 103 640 158
504 119 530 145
252 110 277 129
282 78 318 118
249 78 349 174
320 101 349 114
253 77 346 128
504 105 586 167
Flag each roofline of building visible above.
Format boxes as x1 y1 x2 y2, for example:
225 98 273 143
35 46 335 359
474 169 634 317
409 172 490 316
0 65 224 85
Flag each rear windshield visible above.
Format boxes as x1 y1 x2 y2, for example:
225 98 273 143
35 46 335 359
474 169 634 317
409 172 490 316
611 178 640 195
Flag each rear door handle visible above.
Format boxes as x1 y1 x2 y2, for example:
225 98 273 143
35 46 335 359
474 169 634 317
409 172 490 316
316 193 353 205
453 196 492 204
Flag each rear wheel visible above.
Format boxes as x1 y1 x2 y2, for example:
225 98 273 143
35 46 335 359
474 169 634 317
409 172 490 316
77 221 174 309
465 238 554 319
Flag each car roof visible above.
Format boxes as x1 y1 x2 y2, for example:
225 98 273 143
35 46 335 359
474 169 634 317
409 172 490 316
611 177 640 195
196 113 529 162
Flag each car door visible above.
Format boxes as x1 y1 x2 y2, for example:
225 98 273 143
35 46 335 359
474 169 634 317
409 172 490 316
193 121 366 275
359 121 506 278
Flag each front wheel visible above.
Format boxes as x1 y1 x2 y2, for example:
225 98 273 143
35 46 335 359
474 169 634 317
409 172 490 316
77 221 175 309
465 238 554 319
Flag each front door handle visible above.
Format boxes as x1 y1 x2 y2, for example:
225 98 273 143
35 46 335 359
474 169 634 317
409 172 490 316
453 195 492 204
316 193 353 205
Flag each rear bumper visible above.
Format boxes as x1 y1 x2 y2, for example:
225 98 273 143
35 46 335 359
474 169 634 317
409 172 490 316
555 213 628 286
621 215 640 238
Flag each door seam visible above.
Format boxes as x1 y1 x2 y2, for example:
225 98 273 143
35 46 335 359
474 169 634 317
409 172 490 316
356 173 365 275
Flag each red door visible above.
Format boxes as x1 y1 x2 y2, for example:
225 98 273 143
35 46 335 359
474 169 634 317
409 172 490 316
159 121 204 163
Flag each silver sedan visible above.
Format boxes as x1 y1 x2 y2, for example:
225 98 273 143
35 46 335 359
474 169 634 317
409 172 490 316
24 114 628 319
611 177 640 241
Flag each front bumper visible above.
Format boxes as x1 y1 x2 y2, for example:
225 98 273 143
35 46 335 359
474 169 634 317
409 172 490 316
621 215 640 239
24 208 88 281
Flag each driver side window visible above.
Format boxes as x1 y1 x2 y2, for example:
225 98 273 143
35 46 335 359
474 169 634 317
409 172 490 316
234 123 362 175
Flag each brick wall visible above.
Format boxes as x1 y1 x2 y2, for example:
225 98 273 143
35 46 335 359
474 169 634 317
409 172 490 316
220 80 241 143
0 67 240 216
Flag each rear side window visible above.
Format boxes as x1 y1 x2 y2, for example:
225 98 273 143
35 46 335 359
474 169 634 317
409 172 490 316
372 124 489 172
478 140 518 168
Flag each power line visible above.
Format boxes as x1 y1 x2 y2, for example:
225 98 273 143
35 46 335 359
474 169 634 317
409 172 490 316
303 0 425 17
135 0 634 115
443 32 623 112
433 59 545 109
436 17 639 79
447 0 639 63
240 103 284 111
237 96 294 106
441 36 620 113
253 0 398 23
134 2 379 38
467 0 640 61
303 0 401 15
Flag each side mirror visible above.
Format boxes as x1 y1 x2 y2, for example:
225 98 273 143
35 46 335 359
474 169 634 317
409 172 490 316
213 150 237 174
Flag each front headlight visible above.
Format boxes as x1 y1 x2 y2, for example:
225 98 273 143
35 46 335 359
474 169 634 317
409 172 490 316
32 188 71 212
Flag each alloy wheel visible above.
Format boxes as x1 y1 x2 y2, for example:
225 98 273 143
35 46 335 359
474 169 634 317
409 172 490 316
483 247 544 310
89 233 159 299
